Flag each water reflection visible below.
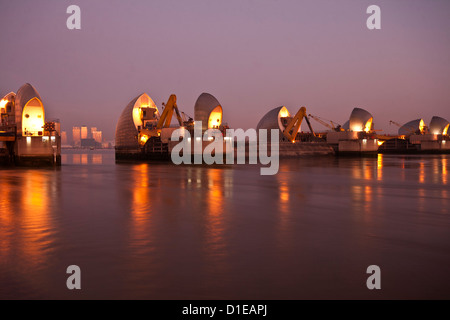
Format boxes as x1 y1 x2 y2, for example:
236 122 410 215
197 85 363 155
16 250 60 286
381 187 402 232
276 162 293 231
92 154 102 165
0 169 60 297
205 169 227 259
1 152 449 299
275 162 297 257
62 152 105 165
119 163 158 296
351 184 374 216
377 154 383 181
348 155 449 217
419 161 425 184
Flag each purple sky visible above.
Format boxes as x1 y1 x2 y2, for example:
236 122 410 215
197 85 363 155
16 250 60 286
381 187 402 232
1 0 449 141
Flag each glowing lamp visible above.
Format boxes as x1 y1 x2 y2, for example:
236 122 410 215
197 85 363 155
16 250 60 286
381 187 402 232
139 134 149 145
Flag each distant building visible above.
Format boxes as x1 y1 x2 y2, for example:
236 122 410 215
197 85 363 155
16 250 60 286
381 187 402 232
81 126 88 139
81 138 98 148
92 130 102 144
61 131 67 145
72 125 103 148
72 126 81 146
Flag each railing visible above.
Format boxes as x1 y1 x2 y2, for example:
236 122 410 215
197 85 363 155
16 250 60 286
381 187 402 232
0 124 16 133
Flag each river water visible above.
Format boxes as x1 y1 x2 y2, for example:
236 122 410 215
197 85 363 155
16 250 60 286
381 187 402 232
0 150 449 299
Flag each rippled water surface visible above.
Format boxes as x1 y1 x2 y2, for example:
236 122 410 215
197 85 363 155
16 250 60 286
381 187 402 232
0 150 449 299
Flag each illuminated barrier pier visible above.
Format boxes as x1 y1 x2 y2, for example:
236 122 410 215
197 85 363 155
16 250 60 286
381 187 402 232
0 84 61 166
378 116 450 154
115 92 231 162
115 95 336 162
256 106 334 157
326 108 378 155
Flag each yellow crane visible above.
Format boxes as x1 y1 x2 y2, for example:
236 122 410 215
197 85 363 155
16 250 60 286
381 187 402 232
139 94 185 146
282 106 315 142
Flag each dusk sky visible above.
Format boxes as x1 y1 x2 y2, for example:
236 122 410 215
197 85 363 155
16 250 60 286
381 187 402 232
1 0 449 141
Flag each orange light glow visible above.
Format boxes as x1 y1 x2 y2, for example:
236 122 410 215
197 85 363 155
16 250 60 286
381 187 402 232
22 97 45 136
364 118 373 133
132 94 159 129
419 119 425 134
443 158 447 185
208 106 223 129
139 134 149 145
0 99 7 110
377 154 383 181
279 184 289 204
443 124 449 136
205 169 228 267
20 171 53 269
419 162 425 184
279 107 290 118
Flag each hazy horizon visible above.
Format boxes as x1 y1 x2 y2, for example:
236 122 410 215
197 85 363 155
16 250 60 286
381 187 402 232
1 0 449 141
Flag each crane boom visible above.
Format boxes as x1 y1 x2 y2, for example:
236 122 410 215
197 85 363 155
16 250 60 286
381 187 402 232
308 114 333 130
157 94 183 128
304 115 315 137
138 94 185 146
308 114 344 130
283 106 313 142
389 120 402 128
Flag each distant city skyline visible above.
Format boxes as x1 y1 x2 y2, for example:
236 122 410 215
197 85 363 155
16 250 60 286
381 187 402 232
1 1 450 140
68 125 104 147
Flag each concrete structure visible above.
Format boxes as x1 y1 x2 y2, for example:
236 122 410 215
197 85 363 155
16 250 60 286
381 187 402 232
404 116 449 153
327 107 378 155
0 83 61 166
380 116 449 154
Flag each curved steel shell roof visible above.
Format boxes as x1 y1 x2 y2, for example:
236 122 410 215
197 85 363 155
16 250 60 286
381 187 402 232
115 95 141 149
15 83 42 108
194 93 222 131
342 120 349 130
15 83 43 135
1 92 16 101
256 106 285 131
398 119 423 135
256 106 292 141
429 116 449 135
348 107 373 132
115 93 159 149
